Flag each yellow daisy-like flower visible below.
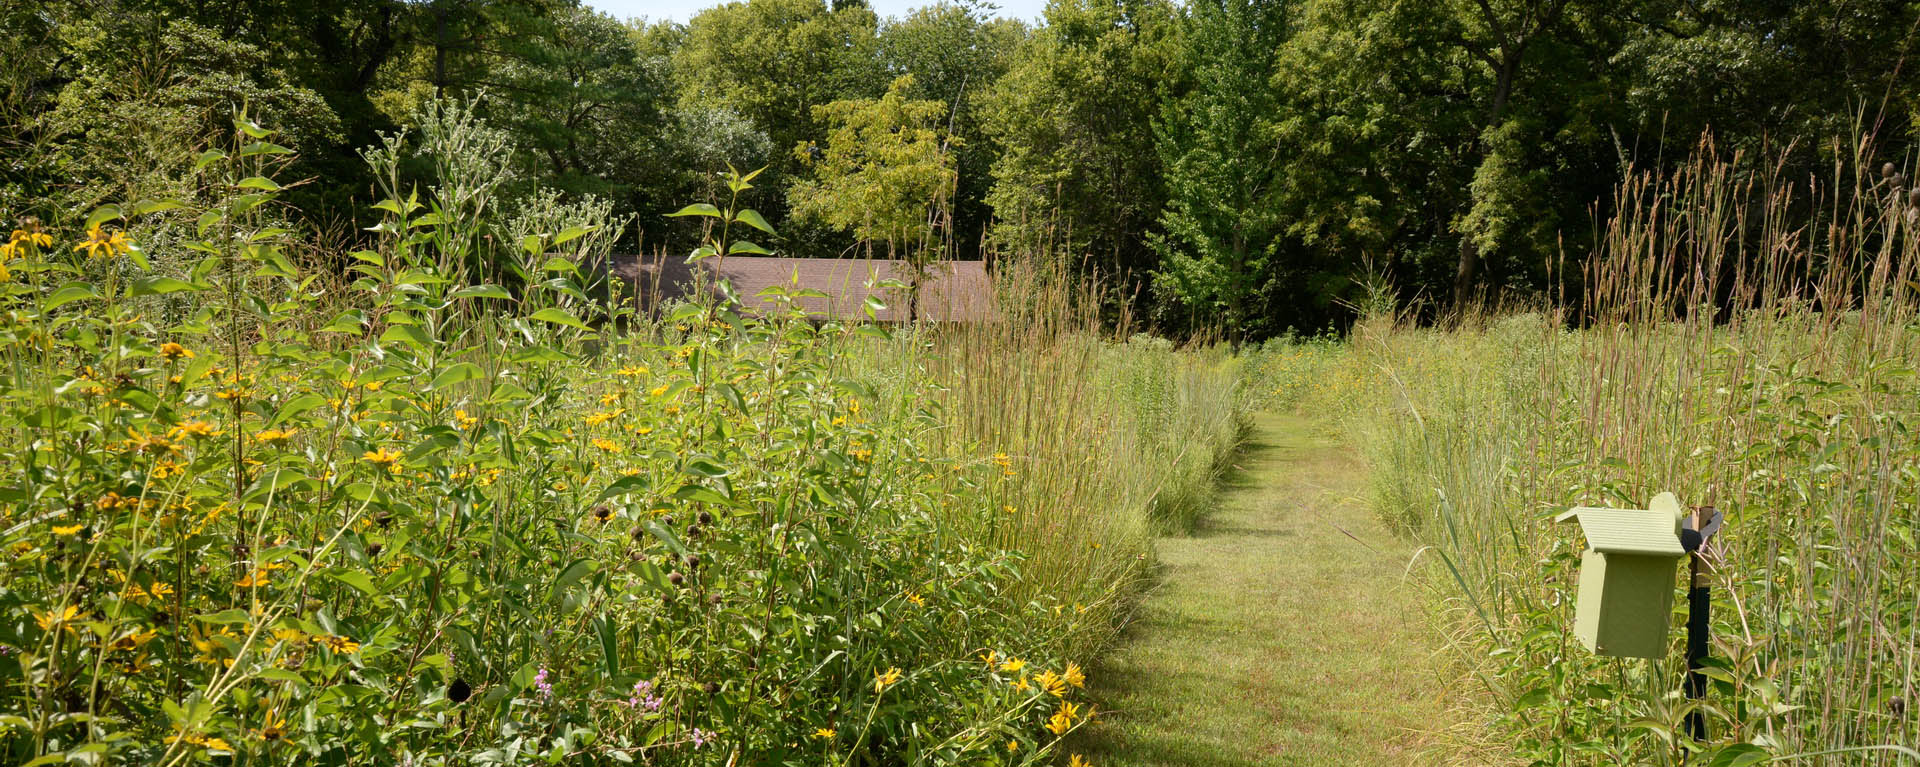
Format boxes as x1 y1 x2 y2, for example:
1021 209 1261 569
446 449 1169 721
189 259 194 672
1044 709 1072 736
159 342 193 360
584 409 624 427
170 420 219 439
36 604 79 631
1035 669 1067 697
648 384 670 397
318 634 360 654
52 524 83 536
363 446 402 466
74 224 131 259
1006 739 1020 752
254 428 296 445
1064 662 1087 688
454 409 479 429
591 437 622 453
905 592 925 607
872 666 902 693
811 727 835 739
999 657 1026 673
618 365 648 378
1070 755 1092 767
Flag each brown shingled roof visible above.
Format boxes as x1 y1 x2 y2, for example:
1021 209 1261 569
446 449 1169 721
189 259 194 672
610 254 996 322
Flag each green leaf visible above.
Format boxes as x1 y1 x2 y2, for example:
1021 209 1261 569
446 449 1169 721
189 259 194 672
85 205 123 230
129 277 201 297
270 393 327 428
196 609 251 625
553 225 593 246
47 283 100 310
379 323 434 350
596 616 620 678
642 520 689 557
666 203 724 219
239 141 294 157
727 240 772 256
550 559 598 601
596 475 650 502
131 199 186 216
1707 744 1768 767
451 284 512 300
194 149 229 170
236 176 282 191
233 117 272 138
528 308 590 331
330 570 379 596
429 362 484 391
732 208 776 235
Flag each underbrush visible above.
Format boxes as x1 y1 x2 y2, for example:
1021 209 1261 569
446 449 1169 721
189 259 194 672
1261 143 1920 765
0 119 1243 766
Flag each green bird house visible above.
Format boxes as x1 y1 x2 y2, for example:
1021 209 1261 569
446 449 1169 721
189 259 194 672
1556 493 1689 659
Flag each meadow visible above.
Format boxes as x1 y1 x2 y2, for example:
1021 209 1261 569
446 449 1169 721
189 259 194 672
1255 142 1920 765
0 118 1245 766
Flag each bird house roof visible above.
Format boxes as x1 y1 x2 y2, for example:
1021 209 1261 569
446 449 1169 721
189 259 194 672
1555 506 1685 557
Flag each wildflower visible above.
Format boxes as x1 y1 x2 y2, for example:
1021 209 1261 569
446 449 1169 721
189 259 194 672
317 634 359 654
272 628 308 644
234 568 274 588
873 666 903 692
1007 739 1020 752
689 727 712 747
812 728 835 739
74 224 131 259
257 707 288 740
999 657 1026 673
599 392 622 406
454 409 479 429
52 524 82 536
11 224 53 249
591 437 622 453
215 385 252 401
126 430 181 456
1070 755 1092 767
905 591 925 607
363 446 402 467
159 342 193 360
1010 675 1031 693
649 384 670 397
362 380 384 392
979 650 998 667
254 428 296 445
1035 669 1067 697
625 680 662 711
618 365 647 377
584 409 624 427
1044 709 1072 736
533 666 553 698
36 604 80 631
1064 662 1087 688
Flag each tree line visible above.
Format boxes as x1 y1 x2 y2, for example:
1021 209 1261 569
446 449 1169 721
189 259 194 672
3 0 1915 338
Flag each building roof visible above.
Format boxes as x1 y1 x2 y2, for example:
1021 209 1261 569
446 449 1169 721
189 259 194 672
610 254 996 322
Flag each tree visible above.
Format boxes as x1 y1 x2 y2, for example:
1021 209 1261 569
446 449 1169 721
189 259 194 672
981 0 1183 289
791 75 958 256
1148 0 1290 338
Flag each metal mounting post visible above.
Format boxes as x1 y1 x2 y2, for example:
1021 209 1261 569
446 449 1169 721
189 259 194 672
1680 506 1722 743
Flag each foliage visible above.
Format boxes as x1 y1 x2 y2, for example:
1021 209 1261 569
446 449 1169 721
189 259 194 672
0 116 1244 765
791 75 960 261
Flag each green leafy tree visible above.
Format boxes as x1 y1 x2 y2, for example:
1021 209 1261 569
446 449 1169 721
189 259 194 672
981 0 1182 287
1148 0 1290 338
792 74 959 258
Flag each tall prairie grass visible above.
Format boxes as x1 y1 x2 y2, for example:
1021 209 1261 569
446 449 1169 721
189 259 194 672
1275 137 1920 765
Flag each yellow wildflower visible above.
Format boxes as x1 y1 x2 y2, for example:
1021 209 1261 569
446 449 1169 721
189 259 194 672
317 634 360 654
873 666 902 692
1070 755 1092 767
52 524 82 536
1064 662 1087 688
37 604 79 631
999 657 1026 673
254 428 296 445
363 446 402 466
1044 709 1072 736
454 409 479 429
812 728 835 739
74 224 131 259
159 342 193 360
1035 669 1067 697
905 592 925 607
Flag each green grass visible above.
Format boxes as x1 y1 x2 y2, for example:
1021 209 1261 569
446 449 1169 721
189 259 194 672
1076 411 1451 766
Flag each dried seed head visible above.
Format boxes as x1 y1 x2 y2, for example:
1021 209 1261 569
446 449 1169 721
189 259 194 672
593 504 612 522
631 526 646 542
367 542 383 558
1910 188 1920 207
667 571 685 587
1884 162 1899 179
708 593 722 605
697 510 713 525
703 681 719 694
1891 696 1907 718
684 554 702 570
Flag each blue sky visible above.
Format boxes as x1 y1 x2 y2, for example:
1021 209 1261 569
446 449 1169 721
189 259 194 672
585 0 1049 25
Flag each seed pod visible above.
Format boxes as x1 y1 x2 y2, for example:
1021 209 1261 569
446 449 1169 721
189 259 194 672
631 526 646 541
686 524 700 539
1891 696 1907 718
698 510 713 525
703 681 719 694
684 554 702 570
1909 188 1920 207
593 505 612 523
708 593 722 605
1885 162 1899 179
668 571 685 587
367 542 383 558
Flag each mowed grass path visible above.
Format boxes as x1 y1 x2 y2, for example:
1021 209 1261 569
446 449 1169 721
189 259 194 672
1079 411 1450 766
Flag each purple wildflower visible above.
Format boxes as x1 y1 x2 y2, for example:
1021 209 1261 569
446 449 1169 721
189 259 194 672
689 728 712 748
533 666 553 699
625 680 662 711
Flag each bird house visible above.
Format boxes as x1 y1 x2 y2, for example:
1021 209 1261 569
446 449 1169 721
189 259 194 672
1555 493 1688 659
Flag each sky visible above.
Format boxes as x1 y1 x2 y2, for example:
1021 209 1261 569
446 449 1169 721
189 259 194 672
584 0 1049 25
